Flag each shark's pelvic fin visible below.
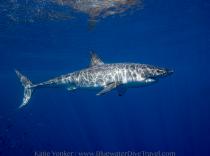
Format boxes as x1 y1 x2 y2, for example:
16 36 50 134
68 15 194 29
97 82 120 96
67 86 77 91
117 86 127 96
90 51 104 67
15 70 34 108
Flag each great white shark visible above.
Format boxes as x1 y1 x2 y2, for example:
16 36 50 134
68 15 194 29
15 52 173 108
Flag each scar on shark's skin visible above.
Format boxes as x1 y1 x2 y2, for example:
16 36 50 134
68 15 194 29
15 52 173 108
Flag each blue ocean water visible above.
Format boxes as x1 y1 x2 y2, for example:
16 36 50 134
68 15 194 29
0 0 210 156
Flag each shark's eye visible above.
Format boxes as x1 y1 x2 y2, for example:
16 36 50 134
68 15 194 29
157 70 162 74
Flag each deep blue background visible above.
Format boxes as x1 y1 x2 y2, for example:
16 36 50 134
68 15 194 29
0 0 210 155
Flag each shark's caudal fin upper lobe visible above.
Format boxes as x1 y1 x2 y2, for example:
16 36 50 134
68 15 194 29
15 70 34 108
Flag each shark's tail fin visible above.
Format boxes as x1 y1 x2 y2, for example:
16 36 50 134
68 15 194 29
15 70 34 108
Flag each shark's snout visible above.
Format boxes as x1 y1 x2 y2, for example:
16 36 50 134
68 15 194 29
154 68 174 78
165 69 174 76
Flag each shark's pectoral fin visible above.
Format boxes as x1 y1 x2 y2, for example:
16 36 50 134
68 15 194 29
117 86 127 96
97 82 119 96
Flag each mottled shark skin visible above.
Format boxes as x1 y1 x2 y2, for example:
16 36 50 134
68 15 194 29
15 52 173 108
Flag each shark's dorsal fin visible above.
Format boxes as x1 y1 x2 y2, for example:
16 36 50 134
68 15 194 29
90 51 104 67
88 19 97 31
